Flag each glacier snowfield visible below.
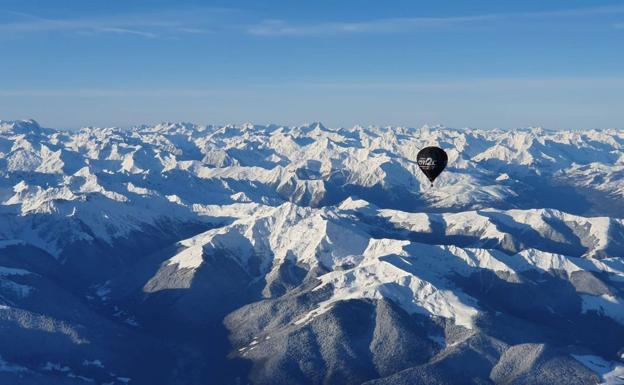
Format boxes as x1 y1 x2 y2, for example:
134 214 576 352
1 119 624 385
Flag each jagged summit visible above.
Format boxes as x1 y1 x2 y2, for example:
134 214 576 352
0 119 44 135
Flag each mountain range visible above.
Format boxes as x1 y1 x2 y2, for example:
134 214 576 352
1 119 623 385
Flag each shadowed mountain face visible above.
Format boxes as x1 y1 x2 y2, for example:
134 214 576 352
1 119 623 384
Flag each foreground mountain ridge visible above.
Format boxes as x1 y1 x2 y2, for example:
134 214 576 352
1 119 623 384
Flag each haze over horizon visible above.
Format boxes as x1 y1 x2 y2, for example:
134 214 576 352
1 0 624 129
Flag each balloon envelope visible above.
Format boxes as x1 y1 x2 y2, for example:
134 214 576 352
417 146 448 184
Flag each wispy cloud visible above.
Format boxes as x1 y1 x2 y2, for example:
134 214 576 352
93 27 158 39
7 8 474 39
248 5 624 36
3 76 624 97
0 8 226 38
3 5 622 39
248 15 495 36
0 88 251 97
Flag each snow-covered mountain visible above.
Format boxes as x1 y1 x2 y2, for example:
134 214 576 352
1 119 623 385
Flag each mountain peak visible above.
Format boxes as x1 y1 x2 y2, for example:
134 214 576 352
0 119 42 135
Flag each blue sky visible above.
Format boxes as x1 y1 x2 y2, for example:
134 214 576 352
0 0 623 129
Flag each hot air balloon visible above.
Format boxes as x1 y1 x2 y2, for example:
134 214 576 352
417 146 448 186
